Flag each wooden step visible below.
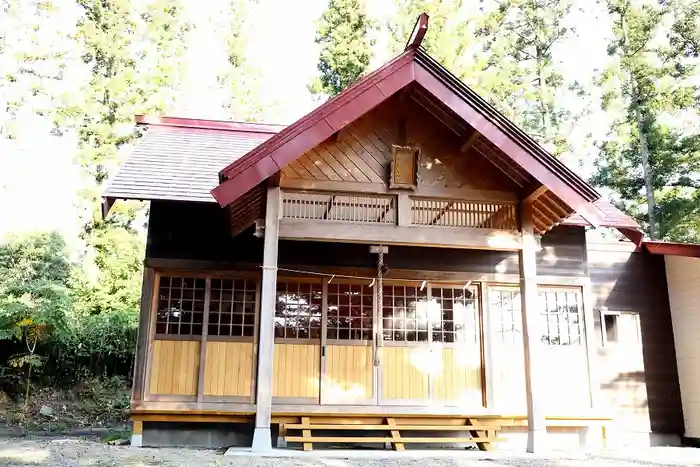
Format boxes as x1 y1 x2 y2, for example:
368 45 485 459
285 436 501 444
284 424 499 431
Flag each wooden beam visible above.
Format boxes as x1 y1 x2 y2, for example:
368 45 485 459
460 128 480 153
278 219 522 251
405 12 429 50
322 195 336 220
396 193 411 226
196 278 211 403
522 183 548 203
252 186 281 451
280 178 518 202
518 202 547 453
429 202 454 225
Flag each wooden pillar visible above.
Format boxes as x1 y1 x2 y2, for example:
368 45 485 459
252 186 281 451
518 201 547 452
397 193 411 226
131 267 154 406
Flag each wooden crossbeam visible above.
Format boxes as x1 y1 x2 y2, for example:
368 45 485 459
478 205 516 229
322 195 336 220
284 424 497 431
466 418 497 451
377 202 393 223
460 128 480 153
386 417 405 451
522 182 548 203
429 201 455 225
285 436 500 443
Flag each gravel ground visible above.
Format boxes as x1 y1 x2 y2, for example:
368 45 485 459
1 437 700 467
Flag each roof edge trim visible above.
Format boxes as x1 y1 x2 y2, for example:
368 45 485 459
134 115 286 134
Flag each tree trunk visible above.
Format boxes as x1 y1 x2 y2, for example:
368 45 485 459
635 108 657 239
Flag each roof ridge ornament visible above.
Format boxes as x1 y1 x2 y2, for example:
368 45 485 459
405 12 429 50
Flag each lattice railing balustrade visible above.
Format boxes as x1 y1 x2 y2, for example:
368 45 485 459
280 190 518 230
282 191 396 224
410 197 518 229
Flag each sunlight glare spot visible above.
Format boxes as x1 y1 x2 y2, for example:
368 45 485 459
0 447 51 462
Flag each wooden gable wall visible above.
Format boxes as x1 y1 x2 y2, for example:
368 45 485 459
280 95 521 196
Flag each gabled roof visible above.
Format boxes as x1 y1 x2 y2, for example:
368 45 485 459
211 46 604 227
103 116 282 203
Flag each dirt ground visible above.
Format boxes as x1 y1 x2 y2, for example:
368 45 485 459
1 437 700 467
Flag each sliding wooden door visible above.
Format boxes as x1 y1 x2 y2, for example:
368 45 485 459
429 284 484 408
321 281 376 404
272 279 322 404
379 282 431 405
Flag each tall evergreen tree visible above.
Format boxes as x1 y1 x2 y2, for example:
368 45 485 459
55 0 190 313
476 0 581 155
1 0 73 140
214 0 265 119
310 0 374 97
389 0 478 81
592 0 700 241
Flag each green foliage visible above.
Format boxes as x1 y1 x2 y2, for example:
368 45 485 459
0 232 72 338
592 0 700 240
476 0 582 155
0 232 138 395
311 0 375 97
389 0 476 80
215 0 266 120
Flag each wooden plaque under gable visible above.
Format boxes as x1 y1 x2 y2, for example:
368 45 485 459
390 145 419 190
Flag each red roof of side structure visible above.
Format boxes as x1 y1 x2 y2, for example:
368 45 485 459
211 47 605 226
644 241 700 258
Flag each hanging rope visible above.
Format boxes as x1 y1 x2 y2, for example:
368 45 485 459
259 264 424 284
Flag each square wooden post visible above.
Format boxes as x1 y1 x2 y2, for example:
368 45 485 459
252 186 281 451
518 202 547 452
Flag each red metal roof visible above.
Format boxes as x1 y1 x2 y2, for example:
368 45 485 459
644 241 700 258
210 47 604 226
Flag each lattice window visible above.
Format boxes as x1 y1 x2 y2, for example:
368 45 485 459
431 287 479 343
274 281 322 339
382 285 429 342
327 283 373 341
155 276 206 336
539 290 583 346
208 278 257 338
490 288 522 344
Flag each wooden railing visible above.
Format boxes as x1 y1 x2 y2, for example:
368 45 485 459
282 191 396 224
411 198 518 229
281 190 517 231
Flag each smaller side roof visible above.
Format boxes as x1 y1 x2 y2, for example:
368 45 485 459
103 116 283 203
644 241 700 258
563 199 640 230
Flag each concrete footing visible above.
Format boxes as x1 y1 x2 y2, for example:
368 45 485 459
252 427 273 451
130 434 143 447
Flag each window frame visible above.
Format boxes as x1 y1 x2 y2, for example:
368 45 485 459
274 277 323 343
326 279 375 346
428 283 481 346
538 286 585 347
599 308 641 347
380 280 482 347
153 271 260 342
